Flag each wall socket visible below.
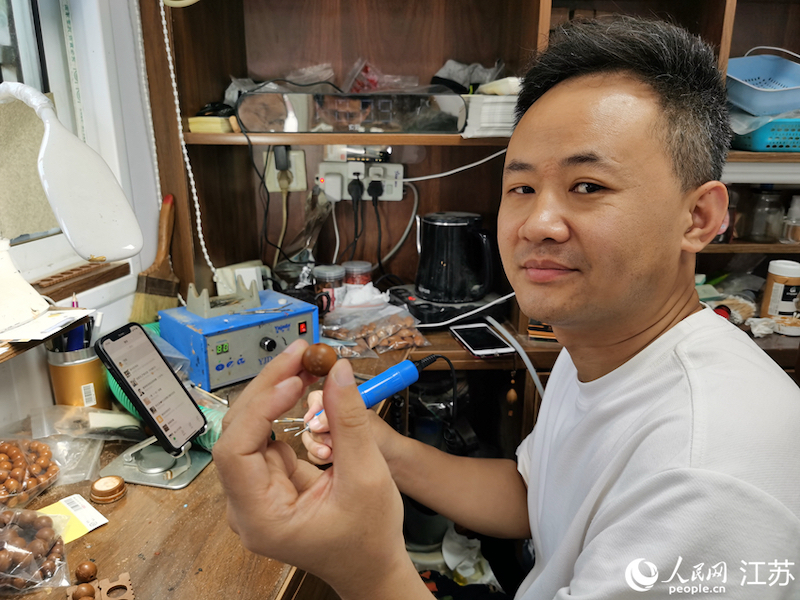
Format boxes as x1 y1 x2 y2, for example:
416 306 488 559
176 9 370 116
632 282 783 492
316 161 404 201
264 150 308 192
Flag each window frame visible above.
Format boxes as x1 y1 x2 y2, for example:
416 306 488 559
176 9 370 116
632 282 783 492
8 0 160 326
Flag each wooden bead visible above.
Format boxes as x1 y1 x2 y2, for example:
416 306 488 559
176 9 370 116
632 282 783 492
302 343 338 377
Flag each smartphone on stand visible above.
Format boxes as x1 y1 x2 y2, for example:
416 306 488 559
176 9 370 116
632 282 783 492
449 322 516 357
95 323 206 456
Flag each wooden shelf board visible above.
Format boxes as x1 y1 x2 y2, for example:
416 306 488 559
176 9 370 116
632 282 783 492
184 136 800 160
727 151 800 163
184 132 510 147
0 314 92 365
405 326 562 372
701 241 800 253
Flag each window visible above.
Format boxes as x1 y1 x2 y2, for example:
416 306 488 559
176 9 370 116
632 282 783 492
3 1 159 322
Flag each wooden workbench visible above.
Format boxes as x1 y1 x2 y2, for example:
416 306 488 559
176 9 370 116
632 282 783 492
24 382 342 600
18 325 798 600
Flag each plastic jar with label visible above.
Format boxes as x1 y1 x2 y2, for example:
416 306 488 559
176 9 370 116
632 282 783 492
313 265 345 311
761 260 800 323
342 260 372 286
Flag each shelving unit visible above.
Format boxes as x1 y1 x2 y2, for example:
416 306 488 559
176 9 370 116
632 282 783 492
138 2 800 596
141 0 800 445
141 0 800 291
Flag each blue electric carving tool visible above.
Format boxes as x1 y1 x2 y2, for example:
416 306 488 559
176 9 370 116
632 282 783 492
293 355 440 436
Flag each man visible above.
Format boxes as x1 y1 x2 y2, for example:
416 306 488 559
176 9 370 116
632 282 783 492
213 17 800 600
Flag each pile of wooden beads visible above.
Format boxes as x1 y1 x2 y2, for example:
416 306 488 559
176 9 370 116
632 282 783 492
0 440 60 508
0 509 65 591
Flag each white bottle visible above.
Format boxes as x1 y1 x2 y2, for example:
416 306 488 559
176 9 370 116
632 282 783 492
781 195 800 244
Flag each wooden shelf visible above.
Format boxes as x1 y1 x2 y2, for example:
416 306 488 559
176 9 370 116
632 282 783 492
183 136 800 161
0 314 92 365
184 132 510 147
406 326 562 373
727 151 800 163
701 241 800 254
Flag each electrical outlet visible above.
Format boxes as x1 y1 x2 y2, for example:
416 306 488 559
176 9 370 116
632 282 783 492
365 164 404 201
264 150 307 192
316 161 404 201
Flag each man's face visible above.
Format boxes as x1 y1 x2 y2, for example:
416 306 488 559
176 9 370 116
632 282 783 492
316 96 371 130
498 73 694 330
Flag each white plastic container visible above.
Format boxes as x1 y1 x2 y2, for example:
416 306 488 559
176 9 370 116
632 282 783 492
761 260 800 325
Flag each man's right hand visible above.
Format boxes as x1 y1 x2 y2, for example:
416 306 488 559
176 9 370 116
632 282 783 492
302 376 531 541
302 389 397 465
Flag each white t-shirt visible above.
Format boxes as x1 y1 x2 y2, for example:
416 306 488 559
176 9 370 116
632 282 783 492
515 309 800 599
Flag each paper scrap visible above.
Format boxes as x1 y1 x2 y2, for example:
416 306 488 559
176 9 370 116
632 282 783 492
38 493 108 543
0 309 95 342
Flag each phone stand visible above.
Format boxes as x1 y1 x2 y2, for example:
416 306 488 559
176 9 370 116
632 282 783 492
100 436 212 489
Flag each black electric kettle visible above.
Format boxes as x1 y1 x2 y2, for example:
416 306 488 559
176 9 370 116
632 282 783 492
414 212 494 303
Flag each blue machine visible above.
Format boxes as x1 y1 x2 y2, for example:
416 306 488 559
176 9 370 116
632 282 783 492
159 290 319 390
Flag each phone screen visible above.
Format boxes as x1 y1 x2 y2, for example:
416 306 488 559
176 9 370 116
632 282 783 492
453 326 512 352
100 325 205 451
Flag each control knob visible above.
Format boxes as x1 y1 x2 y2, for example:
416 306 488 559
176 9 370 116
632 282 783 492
259 337 277 352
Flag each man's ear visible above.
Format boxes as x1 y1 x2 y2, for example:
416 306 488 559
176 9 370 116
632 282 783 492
681 181 729 253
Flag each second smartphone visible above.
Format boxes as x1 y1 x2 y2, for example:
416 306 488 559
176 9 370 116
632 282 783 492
449 322 516 357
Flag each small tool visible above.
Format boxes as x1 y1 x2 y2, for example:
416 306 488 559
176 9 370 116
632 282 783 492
294 355 439 437
232 304 294 315
189 382 229 406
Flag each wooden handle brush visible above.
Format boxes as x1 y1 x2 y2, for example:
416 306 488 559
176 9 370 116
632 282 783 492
129 195 180 323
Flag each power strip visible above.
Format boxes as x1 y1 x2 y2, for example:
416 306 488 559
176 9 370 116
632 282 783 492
316 161 403 201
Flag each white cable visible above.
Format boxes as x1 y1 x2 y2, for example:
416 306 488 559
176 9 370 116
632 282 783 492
331 202 341 264
415 291 516 329
371 182 419 271
158 0 216 277
485 315 545 398
131 0 163 208
391 149 507 183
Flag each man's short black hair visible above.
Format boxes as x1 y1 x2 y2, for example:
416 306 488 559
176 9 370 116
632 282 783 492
516 16 732 191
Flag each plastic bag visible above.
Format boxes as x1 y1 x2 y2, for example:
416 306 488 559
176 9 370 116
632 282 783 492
286 63 335 86
149 334 190 378
322 304 405 340
274 186 333 287
0 508 70 595
342 59 419 93
39 436 103 486
374 326 430 353
323 305 429 352
0 439 60 509
31 405 145 442
342 59 381 93
326 340 378 360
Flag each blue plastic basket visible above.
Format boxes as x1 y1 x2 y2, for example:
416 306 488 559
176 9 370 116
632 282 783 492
732 118 800 151
726 47 800 116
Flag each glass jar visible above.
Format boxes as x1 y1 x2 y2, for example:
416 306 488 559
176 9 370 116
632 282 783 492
781 195 800 245
743 191 784 243
313 265 345 311
342 260 372 286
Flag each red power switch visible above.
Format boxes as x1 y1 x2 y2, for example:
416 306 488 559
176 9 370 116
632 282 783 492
298 321 308 334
